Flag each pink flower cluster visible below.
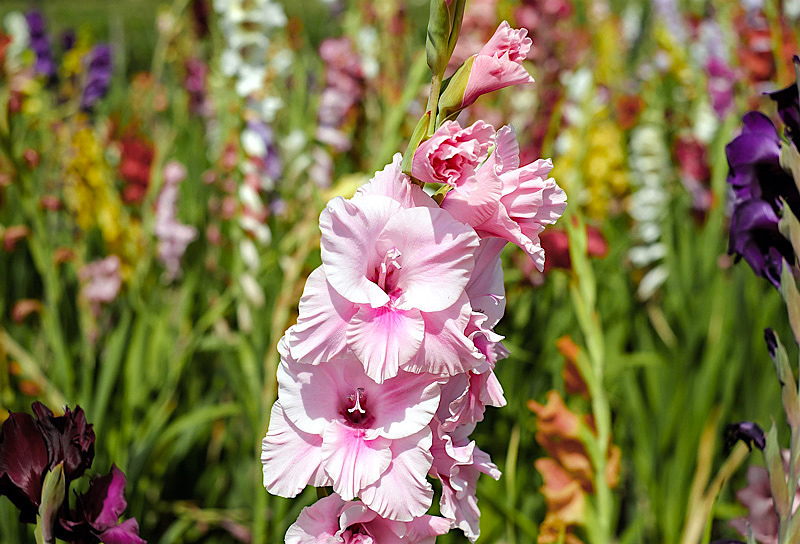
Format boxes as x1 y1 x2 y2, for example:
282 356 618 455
262 21 565 543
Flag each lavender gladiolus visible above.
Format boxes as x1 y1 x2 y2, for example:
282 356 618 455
81 45 113 111
25 10 56 80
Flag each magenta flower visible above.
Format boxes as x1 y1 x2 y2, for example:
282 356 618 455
262 350 441 520
60 465 145 544
285 494 451 543
284 156 483 383
439 21 535 113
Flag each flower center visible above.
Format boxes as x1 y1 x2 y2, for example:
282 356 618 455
341 388 373 427
374 247 402 294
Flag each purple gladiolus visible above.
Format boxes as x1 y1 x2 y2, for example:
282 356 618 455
25 10 57 80
726 103 800 286
81 45 113 111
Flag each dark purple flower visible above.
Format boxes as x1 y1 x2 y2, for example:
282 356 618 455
32 402 95 484
726 110 800 286
728 199 793 287
725 421 766 452
0 412 49 522
81 45 113 111
60 465 145 544
25 10 57 80
61 29 76 52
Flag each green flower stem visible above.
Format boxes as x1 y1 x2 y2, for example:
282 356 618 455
566 215 614 544
426 73 443 136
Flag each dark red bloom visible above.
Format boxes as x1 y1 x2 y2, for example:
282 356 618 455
118 134 154 204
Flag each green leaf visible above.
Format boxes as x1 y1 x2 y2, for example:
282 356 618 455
37 463 65 544
401 111 431 177
766 328 800 428
780 263 800 352
765 423 791 517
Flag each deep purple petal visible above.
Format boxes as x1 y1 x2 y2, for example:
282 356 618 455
728 200 793 287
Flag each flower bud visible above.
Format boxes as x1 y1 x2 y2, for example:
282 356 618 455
438 21 534 121
426 0 466 79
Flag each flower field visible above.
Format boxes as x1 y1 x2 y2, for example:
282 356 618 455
1 0 800 542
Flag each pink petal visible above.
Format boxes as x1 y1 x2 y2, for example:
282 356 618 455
465 238 506 328
277 357 343 435
402 295 484 377
285 494 345 544
356 154 436 209
322 422 392 500
320 195 401 307
494 125 520 174
403 515 453 543
377 207 479 313
361 371 441 440
441 171 502 228
285 267 357 365
478 22 532 60
411 121 494 187
360 428 434 521
462 54 534 109
261 402 325 498
347 304 425 383
338 501 379 530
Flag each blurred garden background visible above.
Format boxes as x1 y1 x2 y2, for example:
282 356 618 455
0 0 798 542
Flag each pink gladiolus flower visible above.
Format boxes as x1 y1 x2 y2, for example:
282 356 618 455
730 450 800 543
429 422 500 542
155 161 198 280
79 256 122 307
441 21 535 112
411 121 494 187
435 124 566 270
285 156 483 383
262 348 441 521
285 493 452 544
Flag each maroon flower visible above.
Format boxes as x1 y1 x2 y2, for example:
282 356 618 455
32 403 95 484
0 412 49 522
0 403 95 523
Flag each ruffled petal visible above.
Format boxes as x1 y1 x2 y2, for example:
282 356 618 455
347 305 425 383
261 402 324 498
286 267 357 365
377 207 479 313
320 195 400 307
321 423 392 501
360 428 434 522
